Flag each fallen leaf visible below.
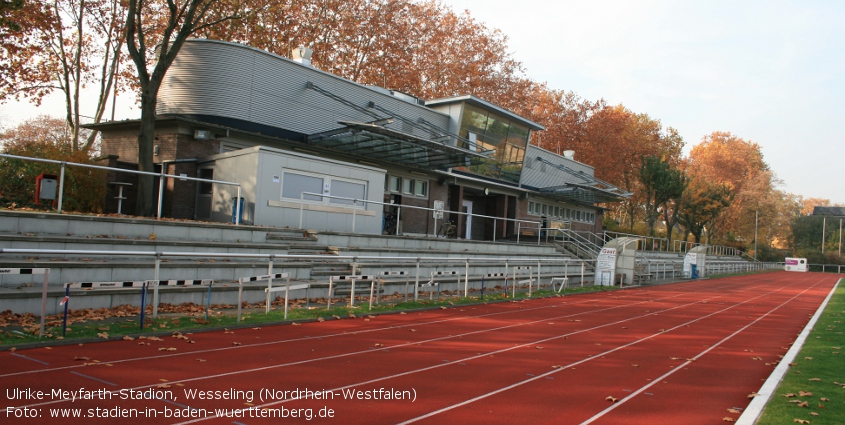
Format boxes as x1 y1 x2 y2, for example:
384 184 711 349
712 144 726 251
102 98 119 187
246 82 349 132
798 401 809 408
810 412 819 416
122 336 134 341
793 419 810 424
723 418 735 422
232 342 241 346
799 391 813 397
748 392 759 399
97 332 108 339
605 396 618 403
727 409 742 414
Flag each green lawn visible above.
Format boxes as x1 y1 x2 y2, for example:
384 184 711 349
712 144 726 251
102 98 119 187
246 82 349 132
756 279 844 425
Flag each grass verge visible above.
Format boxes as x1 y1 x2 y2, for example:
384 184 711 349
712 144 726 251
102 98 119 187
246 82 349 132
756 279 844 425
0 284 613 348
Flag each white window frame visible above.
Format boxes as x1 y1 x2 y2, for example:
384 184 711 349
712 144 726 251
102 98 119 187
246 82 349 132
386 174 429 199
281 169 368 208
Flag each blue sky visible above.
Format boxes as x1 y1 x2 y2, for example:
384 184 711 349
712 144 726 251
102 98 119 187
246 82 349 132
444 0 845 205
1 0 842 204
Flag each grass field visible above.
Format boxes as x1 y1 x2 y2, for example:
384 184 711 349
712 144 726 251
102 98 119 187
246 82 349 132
756 278 844 425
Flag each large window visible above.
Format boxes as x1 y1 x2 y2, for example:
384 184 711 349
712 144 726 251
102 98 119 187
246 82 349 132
282 172 324 201
457 103 530 184
385 174 429 198
330 180 366 205
281 171 368 206
528 200 595 224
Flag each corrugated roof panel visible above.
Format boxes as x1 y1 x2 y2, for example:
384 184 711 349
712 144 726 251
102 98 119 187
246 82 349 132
159 39 450 142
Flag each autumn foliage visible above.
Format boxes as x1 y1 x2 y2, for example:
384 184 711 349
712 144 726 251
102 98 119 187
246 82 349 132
0 0 836 256
0 116 107 212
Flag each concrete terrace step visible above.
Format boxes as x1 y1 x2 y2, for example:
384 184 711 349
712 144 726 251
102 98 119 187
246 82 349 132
0 232 292 256
0 211 587 311
0 211 273 244
266 230 319 243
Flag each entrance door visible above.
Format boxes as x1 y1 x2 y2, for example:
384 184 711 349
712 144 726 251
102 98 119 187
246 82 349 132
462 200 473 240
195 168 214 220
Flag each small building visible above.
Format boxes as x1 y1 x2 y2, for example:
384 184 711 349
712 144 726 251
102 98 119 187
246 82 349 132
89 39 629 239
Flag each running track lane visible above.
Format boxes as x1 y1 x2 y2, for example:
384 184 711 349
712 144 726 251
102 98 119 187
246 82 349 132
1 271 839 425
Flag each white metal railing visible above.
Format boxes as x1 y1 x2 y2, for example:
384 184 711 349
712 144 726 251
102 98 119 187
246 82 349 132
604 230 741 257
296 191 544 242
808 263 845 274
0 153 242 224
555 229 603 258
0 248 596 316
705 260 782 275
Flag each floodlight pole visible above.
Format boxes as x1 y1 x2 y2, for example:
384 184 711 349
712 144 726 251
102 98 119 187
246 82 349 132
754 210 758 262
822 217 826 254
839 218 842 257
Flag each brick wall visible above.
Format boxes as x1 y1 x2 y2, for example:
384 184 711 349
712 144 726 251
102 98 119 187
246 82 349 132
100 127 219 219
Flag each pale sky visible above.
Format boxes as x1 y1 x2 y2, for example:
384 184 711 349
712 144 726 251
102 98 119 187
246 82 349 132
1 0 843 204
444 0 845 205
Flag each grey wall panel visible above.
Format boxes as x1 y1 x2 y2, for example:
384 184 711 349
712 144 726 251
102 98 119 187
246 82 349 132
160 39 449 140
520 145 596 189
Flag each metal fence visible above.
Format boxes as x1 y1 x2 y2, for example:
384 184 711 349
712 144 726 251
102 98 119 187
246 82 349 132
0 247 595 316
602 230 742 256
0 153 242 223
297 191 548 242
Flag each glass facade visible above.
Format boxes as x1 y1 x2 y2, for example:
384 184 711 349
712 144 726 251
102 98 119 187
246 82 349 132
457 103 529 184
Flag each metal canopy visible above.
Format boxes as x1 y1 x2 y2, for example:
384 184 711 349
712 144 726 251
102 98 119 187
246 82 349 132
534 157 631 204
307 121 489 170
539 183 629 204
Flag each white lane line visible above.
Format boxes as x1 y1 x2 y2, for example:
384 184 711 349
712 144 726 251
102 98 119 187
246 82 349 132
395 277 818 425
580 276 829 424
174 286 772 425
736 276 841 425
3 278 730 380
10 289 694 411
3 279 736 380
69 370 118 387
0 295 582 378
10 352 50 365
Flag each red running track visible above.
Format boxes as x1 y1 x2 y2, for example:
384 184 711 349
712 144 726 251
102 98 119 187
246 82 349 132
1 271 840 425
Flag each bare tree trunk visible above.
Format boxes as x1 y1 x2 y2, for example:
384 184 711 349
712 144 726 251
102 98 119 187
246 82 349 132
136 89 157 217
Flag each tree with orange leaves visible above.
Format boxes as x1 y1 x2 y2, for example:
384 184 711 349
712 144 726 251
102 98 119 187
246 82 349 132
1 0 126 152
0 115 106 211
688 131 768 242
